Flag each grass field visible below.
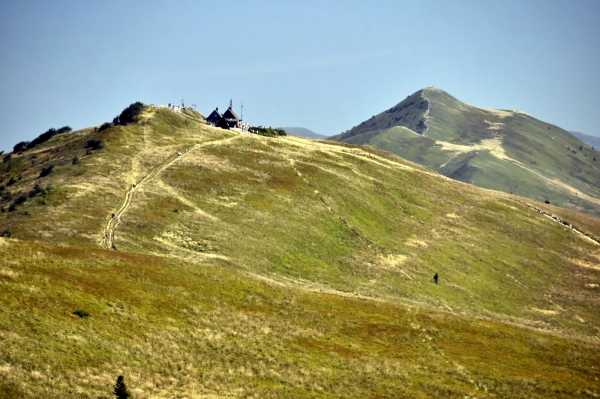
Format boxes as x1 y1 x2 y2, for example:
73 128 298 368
0 105 599 397
1 238 599 398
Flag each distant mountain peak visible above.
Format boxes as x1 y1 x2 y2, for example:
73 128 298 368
332 88 600 217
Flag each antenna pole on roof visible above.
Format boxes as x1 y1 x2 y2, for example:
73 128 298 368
229 98 232 109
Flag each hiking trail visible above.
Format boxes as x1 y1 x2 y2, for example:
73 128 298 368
100 150 184 249
100 135 239 250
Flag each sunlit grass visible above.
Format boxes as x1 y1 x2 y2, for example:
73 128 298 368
0 106 599 397
0 239 598 398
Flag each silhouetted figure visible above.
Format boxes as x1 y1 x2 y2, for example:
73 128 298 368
433 273 438 284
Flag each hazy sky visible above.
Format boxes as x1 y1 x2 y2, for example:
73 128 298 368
1 0 599 152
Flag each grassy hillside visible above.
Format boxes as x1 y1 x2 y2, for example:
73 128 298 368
1 238 599 398
0 105 599 397
332 88 600 217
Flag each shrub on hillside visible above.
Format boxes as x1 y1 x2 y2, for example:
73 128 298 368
0 229 10 237
249 126 287 137
72 156 80 165
39 165 54 178
28 128 57 150
2 191 13 202
72 310 90 318
86 139 105 150
14 194 27 205
113 375 131 399
25 126 73 151
118 102 144 125
6 177 16 187
3 154 11 163
98 122 113 132
13 141 30 153
28 184 46 198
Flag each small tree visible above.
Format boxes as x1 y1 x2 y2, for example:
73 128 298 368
118 102 144 125
113 375 131 399
86 139 105 150
39 165 54 178
98 122 113 132
13 141 30 153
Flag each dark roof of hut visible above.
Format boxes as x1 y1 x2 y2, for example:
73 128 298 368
222 107 241 122
206 109 222 124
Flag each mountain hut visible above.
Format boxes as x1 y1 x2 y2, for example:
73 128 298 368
206 108 222 126
222 106 241 128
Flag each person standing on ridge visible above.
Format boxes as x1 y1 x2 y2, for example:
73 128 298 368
433 273 438 284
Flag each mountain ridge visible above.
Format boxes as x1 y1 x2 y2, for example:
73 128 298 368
332 88 600 217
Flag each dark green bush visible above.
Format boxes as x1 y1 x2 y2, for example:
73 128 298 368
249 126 287 137
27 128 56 150
39 165 54 178
8 204 16 212
73 310 90 318
13 141 30 153
14 194 27 205
118 102 144 125
1 229 10 237
72 156 80 165
86 140 105 150
28 184 45 198
6 177 16 186
98 122 113 132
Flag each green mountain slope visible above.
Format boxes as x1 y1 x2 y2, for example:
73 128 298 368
1 104 599 397
331 88 600 217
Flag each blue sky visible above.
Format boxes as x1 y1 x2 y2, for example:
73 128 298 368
1 0 599 152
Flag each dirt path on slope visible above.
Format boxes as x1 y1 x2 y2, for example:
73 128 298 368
101 151 182 249
100 135 240 250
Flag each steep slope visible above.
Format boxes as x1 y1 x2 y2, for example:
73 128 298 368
1 105 599 397
332 88 600 217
